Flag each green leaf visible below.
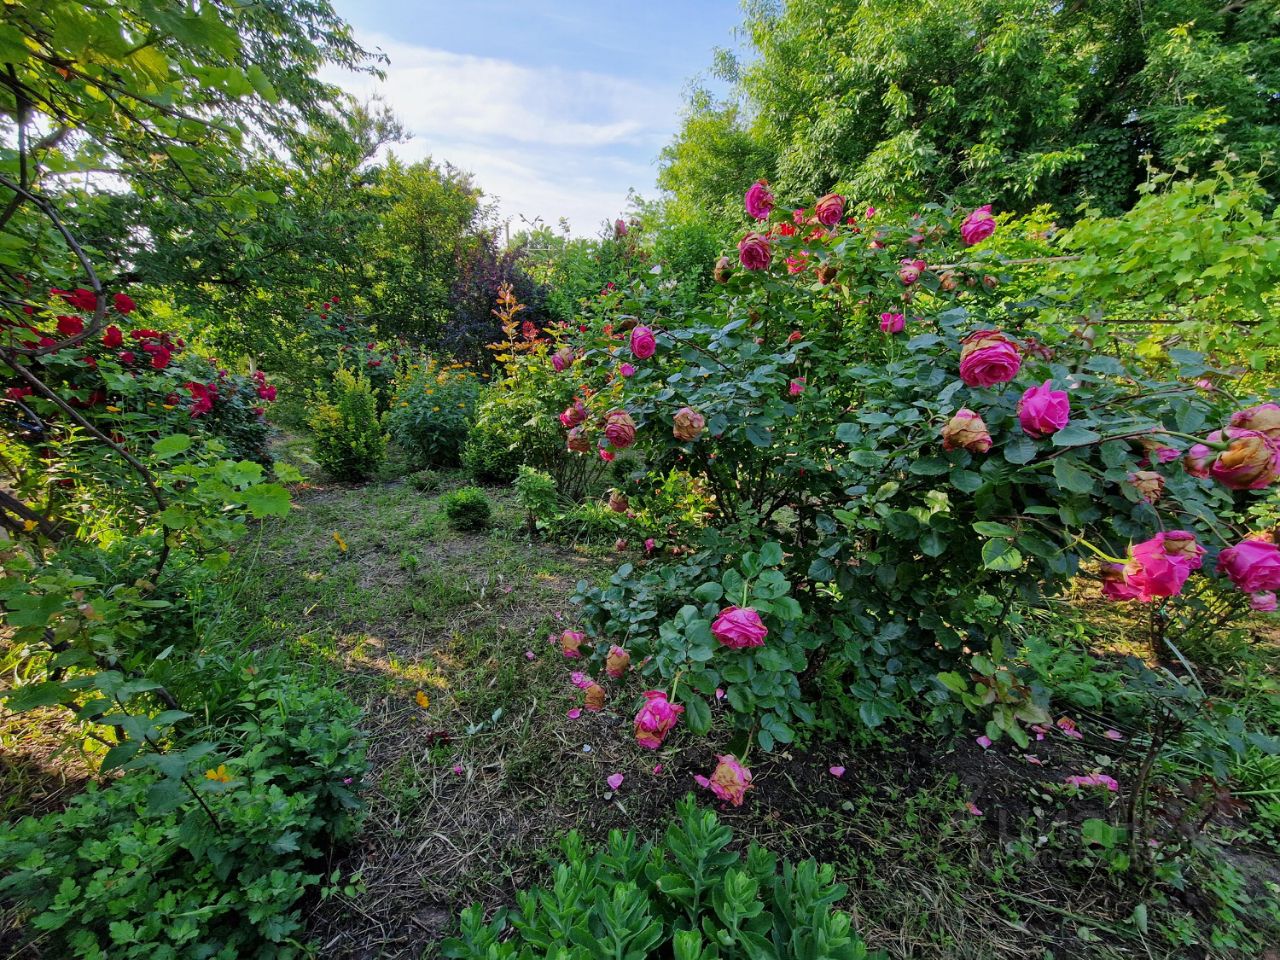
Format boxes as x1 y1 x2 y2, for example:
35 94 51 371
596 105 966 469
152 434 193 458
4 680 71 711
1051 425 1102 447
744 424 772 448
972 521 1016 537
683 695 712 735
981 539 1023 571
1052 456 1096 494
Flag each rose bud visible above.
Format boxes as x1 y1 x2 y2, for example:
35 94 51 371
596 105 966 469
939 270 959 292
713 255 733 284
959 330 1021 387
711 606 768 649
607 489 629 513
1184 440 1214 479
1128 470 1165 503
605 645 631 679
694 755 754 806
603 410 636 449
672 407 705 442
941 409 993 454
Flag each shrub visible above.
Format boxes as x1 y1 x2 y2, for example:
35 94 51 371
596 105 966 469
385 354 481 469
462 390 557 484
308 367 387 481
560 192 1280 753
407 468 442 492
513 465 558 530
441 795 882 960
0 677 367 960
441 486 492 532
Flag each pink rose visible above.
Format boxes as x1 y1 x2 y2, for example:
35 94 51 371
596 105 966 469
1121 531 1205 602
814 193 845 226
619 362 636 377
941 409 992 454
958 330 1021 387
1216 539 1280 594
630 325 656 360
1251 592 1278 612
644 537 656 554
1208 428 1280 490
1184 439 1214 479
606 645 631 678
634 690 683 749
604 410 636 449
673 406 705 441
1017 380 1070 438
599 446 615 462
1229 403 1280 440
712 606 768 649
738 232 772 270
1100 564 1141 601
551 346 573 372
693 755 753 806
898 258 926 285
789 378 805 396
879 312 905 334
960 205 996 246
744 180 774 220
614 218 628 238
559 399 587 428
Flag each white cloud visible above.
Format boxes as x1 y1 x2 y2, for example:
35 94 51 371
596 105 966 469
320 35 680 235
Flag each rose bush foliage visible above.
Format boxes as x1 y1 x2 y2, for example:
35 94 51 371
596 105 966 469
563 194 1278 751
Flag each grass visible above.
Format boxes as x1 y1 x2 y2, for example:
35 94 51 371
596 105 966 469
5 433 1279 959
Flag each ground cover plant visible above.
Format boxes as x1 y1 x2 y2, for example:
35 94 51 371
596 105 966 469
2 1 1279 959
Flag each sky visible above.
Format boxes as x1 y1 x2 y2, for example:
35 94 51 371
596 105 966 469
324 0 743 237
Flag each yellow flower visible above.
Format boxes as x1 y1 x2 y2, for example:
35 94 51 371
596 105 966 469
22 519 39 532
457 402 465 408
105 405 122 413
162 404 176 410
432 406 440 412
333 531 348 553
205 764 232 784
415 690 430 710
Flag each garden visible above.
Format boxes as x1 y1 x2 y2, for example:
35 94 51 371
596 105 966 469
2 2 1279 958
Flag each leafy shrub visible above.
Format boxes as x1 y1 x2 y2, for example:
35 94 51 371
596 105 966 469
441 486 492 531
308 367 387 481
561 193 1280 753
514 465 558 529
442 795 882 960
385 354 481 469
407 468 442 492
0 677 367 960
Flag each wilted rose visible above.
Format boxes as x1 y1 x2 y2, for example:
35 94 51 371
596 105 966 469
1128 471 1165 503
606 645 631 678
634 690 683 749
1209 428 1280 490
694 755 754 806
941 409 992 454
738 232 772 270
672 407 705 441
604 410 636 449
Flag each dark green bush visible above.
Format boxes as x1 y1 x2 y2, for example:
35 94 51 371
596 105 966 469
441 486 492 531
442 795 882 960
407 468 442 492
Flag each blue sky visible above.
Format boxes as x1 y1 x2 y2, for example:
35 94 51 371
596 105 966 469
325 1 743 236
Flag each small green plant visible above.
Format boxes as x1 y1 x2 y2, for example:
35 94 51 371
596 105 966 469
407 468 442 492
441 486 492 532
442 795 882 960
308 367 387 481
513 465 558 531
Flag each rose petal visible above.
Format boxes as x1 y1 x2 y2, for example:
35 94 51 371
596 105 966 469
829 765 846 778
976 735 992 749
606 773 624 791
566 708 582 719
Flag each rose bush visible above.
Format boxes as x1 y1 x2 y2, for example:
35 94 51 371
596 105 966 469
561 192 1278 751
